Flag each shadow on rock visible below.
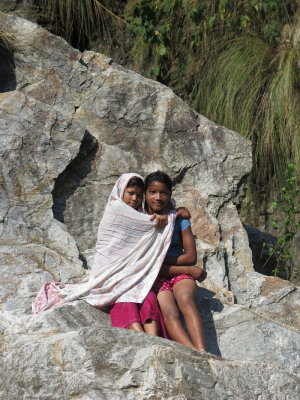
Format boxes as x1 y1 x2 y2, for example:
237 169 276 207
51 130 99 267
244 224 280 277
0 38 16 92
52 130 99 223
195 287 223 356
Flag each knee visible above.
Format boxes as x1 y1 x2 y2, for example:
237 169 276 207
163 308 181 323
177 294 195 311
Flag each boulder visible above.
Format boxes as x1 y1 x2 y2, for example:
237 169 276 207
0 13 299 399
1 302 300 400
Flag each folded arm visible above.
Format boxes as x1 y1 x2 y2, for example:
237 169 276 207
160 225 207 282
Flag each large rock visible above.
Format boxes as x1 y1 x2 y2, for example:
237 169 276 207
0 13 299 398
1 302 299 400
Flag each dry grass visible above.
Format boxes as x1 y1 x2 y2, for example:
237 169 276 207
34 0 124 50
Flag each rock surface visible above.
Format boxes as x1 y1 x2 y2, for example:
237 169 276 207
0 13 299 399
2 301 300 400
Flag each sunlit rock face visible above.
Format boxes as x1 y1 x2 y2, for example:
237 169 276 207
0 13 299 399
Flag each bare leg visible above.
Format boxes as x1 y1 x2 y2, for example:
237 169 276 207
128 322 144 332
143 319 159 336
173 279 206 351
157 290 196 350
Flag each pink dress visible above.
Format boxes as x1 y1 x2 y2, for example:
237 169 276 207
109 290 168 338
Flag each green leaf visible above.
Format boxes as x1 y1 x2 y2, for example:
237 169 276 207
134 17 142 26
263 21 280 43
188 4 206 24
261 1 277 12
189 7 198 19
272 268 279 277
220 0 229 8
284 217 291 225
271 221 278 229
152 63 160 77
284 253 292 260
207 16 216 29
240 15 250 28
157 25 166 34
162 0 181 14
158 44 167 56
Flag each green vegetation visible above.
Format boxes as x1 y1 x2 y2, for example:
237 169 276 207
263 164 300 279
194 36 300 192
34 0 124 50
0 28 14 50
0 13 16 52
121 0 299 198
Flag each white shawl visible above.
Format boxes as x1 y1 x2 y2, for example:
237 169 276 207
32 173 175 313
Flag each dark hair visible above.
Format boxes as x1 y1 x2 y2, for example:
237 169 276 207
126 176 144 190
144 171 173 192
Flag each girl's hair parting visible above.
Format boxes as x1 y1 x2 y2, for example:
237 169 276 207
144 171 173 192
126 176 145 190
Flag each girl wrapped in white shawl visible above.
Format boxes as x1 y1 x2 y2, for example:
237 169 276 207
32 173 176 314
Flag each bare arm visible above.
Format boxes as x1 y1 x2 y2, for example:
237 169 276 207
176 207 191 219
164 226 197 265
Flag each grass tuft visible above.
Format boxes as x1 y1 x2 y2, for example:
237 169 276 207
0 13 16 52
34 0 124 51
191 35 300 193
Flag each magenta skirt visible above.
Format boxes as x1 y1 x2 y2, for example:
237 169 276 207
109 290 168 338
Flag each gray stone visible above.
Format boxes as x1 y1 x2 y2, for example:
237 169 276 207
0 90 88 314
1 303 299 400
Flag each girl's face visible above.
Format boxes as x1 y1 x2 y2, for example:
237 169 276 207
122 185 144 209
145 181 171 214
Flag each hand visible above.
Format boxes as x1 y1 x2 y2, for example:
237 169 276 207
176 207 191 219
189 266 207 282
150 213 169 228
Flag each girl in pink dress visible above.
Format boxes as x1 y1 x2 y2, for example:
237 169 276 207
145 171 207 351
109 173 191 338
